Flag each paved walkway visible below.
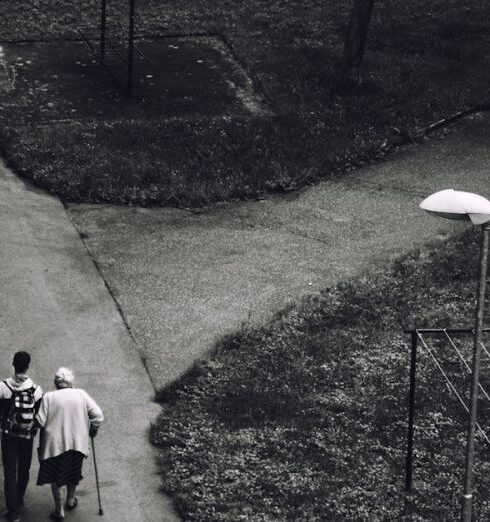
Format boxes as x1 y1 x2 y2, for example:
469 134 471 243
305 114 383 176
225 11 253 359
69 111 490 390
1 110 490 521
0 163 180 521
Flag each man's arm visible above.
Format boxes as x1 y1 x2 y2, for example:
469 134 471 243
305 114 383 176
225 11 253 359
0 381 10 421
34 385 43 414
0 381 8 400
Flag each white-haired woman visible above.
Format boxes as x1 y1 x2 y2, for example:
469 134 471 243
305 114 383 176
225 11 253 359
35 368 104 521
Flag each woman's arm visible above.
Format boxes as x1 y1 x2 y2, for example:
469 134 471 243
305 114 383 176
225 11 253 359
35 395 48 429
84 390 104 427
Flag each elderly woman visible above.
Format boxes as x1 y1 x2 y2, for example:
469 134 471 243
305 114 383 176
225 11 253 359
36 368 104 521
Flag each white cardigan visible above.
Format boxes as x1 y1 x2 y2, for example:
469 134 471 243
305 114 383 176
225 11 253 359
36 388 104 461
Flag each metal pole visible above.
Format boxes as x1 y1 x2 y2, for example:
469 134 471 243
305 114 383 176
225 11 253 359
461 224 490 522
127 0 135 98
405 330 418 494
100 0 107 64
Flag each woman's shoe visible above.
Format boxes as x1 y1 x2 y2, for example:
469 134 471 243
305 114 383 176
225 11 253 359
49 513 64 521
65 497 78 511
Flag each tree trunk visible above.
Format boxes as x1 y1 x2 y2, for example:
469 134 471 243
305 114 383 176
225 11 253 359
341 0 375 88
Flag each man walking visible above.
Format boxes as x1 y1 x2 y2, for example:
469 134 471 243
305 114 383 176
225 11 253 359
0 352 43 522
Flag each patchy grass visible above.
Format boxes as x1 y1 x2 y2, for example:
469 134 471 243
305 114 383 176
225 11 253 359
0 0 489 206
151 228 490 520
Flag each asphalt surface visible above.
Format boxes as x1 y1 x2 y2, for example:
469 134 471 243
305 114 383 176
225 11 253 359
69 111 490 391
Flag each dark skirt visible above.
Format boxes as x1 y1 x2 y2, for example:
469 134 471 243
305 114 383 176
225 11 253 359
37 450 85 487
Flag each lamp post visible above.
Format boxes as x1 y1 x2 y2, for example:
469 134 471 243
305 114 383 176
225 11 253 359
420 189 490 522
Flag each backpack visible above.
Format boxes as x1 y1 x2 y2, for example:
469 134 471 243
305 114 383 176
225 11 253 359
1 381 37 439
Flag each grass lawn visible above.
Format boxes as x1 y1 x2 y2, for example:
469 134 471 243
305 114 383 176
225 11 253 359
0 0 489 206
151 229 490 521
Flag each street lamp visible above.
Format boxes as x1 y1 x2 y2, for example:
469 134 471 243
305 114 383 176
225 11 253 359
420 189 490 522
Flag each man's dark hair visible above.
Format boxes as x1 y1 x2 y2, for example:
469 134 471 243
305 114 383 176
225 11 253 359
13 351 30 374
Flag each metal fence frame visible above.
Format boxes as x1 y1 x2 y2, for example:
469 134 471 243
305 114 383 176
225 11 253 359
403 327 490 496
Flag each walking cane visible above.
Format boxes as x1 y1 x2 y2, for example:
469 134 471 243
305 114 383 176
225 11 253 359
91 437 104 515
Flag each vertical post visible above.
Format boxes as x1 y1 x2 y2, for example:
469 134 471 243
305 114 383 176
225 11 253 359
461 224 490 522
127 0 136 98
100 0 107 64
405 330 418 494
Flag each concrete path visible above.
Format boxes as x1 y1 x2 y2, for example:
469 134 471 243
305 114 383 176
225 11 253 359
68 111 490 391
2 109 490 520
0 162 180 521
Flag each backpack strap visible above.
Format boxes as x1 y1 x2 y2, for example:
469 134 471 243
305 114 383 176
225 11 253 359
2 381 37 398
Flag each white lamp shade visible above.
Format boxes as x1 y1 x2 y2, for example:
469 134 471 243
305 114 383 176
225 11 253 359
419 189 490 225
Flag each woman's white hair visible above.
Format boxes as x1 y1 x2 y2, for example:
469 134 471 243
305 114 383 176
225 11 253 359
54 367 75 387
